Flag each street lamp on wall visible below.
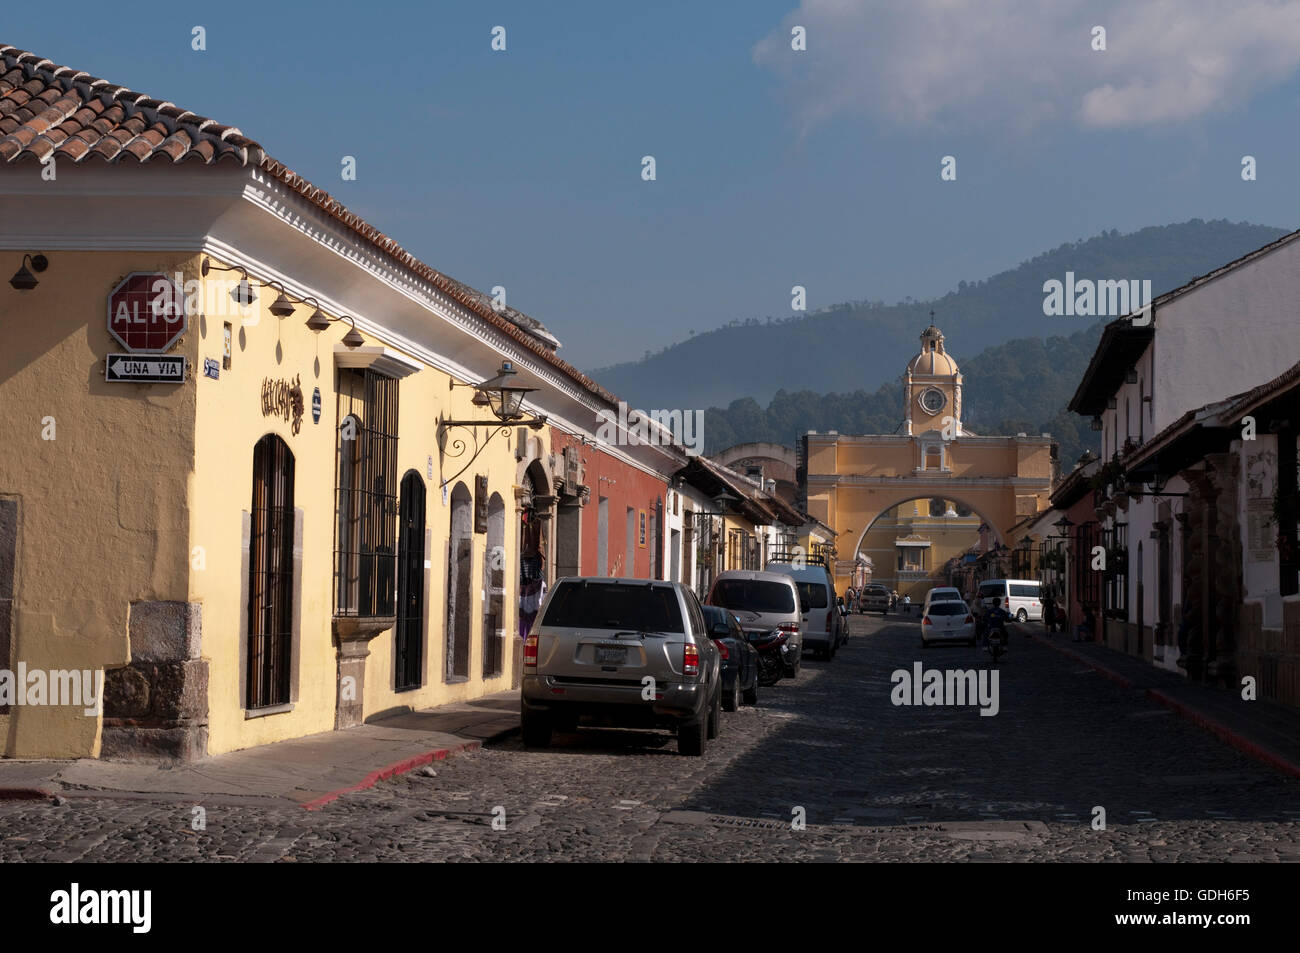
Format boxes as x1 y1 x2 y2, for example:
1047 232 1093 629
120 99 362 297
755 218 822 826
436 361 548 488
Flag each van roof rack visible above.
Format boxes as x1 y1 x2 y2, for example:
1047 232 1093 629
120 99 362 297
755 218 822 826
767 550 828 567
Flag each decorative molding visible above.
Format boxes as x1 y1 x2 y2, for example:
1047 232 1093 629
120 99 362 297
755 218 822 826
334 345 422 380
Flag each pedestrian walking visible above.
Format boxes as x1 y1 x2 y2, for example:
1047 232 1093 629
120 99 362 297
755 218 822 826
1043 596 1056 634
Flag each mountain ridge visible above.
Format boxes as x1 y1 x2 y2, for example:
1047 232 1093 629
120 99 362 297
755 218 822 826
591 220 1291 413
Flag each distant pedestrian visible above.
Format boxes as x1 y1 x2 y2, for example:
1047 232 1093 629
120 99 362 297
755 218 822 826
1043 597 1056 634
1075 604 1095 643
902 594 911 615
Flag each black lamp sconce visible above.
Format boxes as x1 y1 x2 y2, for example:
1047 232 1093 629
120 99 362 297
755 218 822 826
9 253 48 291
201 257 363 347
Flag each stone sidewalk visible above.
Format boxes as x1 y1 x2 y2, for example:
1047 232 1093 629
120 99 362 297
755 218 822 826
1022 626 1300 780
0 690 520 809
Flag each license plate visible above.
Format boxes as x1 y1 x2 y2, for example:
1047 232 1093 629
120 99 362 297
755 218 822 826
594 646 627 664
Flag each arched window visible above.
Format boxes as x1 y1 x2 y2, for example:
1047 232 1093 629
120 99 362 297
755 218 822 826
394 470 426 691
446 482 473 681
484 493 506 678
248 434 295 709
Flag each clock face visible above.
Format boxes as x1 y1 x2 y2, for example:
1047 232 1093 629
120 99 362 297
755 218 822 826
920 388 947 414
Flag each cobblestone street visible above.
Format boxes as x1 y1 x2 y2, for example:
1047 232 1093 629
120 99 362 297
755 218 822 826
3 614 1298 862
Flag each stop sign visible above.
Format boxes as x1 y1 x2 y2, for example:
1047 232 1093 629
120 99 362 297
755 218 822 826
107 272 188 353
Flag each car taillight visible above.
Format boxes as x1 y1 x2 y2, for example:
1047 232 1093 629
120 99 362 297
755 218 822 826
922 616 932 626
714 639 729 661
777 622 800 635
684 643 700 678
524 635 538 671
826 613 832 633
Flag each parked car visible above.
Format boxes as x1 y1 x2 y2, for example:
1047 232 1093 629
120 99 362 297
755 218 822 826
521 577 722 756
975 578 1043 622
707 570 804 678
923 587 963 609
862 584 891 614
703 605 759 711
921 599 977 647
764 560 843 659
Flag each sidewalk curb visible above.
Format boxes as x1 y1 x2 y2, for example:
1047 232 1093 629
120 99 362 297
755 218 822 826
300 723 519 811
1026 628 1300 781
1144 689 1300 781
0 787 56 801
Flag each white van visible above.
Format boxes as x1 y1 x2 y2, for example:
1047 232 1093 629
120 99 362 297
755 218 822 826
765 561 843 660
975 579 1042 622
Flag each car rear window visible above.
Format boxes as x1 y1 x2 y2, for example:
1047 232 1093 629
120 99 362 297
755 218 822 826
710 579 796 614
927 602 967 616
795 582 828 609
978 582 1004 598
542 581 684 632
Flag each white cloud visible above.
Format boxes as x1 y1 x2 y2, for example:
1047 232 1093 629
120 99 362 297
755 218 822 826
754 0 1300 132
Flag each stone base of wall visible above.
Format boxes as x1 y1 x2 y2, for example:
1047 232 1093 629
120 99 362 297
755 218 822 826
101 602 208 762
1103 620 1153 660
1236 598 1300 709
100 724 209 761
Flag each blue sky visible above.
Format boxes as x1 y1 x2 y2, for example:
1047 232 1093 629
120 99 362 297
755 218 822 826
8 1 1300 368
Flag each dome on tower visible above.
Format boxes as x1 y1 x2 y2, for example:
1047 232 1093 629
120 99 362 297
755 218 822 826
907 323 960 377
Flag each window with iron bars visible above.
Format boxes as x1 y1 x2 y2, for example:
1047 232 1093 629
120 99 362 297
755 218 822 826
1073 520 1101 612
1102 522 1128 620
335 368 400 618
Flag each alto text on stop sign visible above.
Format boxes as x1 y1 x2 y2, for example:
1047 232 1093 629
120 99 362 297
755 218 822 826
107 273 188 353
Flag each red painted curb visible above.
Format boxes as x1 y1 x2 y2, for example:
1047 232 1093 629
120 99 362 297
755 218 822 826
0 787 56 800
300 740 482 811
1146 689 1300 781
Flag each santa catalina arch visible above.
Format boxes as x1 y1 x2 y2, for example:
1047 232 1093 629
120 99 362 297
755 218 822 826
799 324 1057 596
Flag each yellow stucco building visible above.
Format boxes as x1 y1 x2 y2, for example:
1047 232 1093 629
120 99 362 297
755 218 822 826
0 44 688 760
801 325 1057 596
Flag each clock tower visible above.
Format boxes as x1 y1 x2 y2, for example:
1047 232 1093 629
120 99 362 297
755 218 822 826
904 320 962 437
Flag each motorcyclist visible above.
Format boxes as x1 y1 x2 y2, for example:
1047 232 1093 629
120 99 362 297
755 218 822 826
982 596 1012 650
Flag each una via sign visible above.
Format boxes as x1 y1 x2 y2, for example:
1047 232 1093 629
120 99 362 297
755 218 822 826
106 353 186 383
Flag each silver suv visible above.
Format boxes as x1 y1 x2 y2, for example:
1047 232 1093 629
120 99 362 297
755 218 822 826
521 577 722 756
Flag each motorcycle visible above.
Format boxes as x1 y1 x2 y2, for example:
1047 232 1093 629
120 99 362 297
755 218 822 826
986 620 1007 662
749 628 792 686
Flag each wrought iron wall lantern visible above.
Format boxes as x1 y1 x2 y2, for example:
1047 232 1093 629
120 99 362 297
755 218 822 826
437 361 548 488
9 253 48 291
691 490 739 527
201 257 364 347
